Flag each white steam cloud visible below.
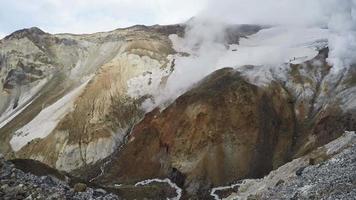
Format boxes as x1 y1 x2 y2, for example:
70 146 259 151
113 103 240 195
198 0 356 71
137 0 356 111
326 0 356 70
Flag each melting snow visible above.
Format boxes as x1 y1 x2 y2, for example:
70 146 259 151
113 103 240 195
0 78 48 129
135 178 182 200
220 26 329 67
9 78 91 151
210 182 243 200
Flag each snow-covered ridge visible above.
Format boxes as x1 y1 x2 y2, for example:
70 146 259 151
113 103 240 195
142 25 331 110
221 26 329 67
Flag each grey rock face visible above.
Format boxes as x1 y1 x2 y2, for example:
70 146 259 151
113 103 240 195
0 155 119 200
261 144 356 200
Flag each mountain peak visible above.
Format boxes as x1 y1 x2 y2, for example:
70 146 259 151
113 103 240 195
4 27 47 40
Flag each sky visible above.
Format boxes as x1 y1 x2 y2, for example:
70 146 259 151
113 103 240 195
0 0 207 38
1 0 355 37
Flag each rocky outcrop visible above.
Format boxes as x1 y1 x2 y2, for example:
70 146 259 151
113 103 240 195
0 156 184 200
271 48 355 156
261 133 356 200
239 48 356 155
0 155 119 200
222 131 356 200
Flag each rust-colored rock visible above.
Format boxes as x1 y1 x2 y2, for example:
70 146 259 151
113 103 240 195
100 68 296 194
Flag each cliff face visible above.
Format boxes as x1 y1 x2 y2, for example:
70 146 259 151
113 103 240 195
0 24 355 198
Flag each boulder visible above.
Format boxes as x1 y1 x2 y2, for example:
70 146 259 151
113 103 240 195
73 183 87 193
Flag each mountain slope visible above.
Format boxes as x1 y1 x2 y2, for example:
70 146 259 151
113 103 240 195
97 67 295 194
0 24 260 171
95 48 356 197
0 25 181 170
0 24 355 199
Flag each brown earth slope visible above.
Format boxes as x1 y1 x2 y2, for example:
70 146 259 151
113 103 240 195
97 49 356 197
99 67 296 196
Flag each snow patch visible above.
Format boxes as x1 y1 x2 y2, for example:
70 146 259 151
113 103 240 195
9 78 91 151
125 53 173 110
127 64 170 99
135 178 182 200
0 78 48 129
210 182 242 200
222 26 329 67
0 99 35 130
56 136 117 171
